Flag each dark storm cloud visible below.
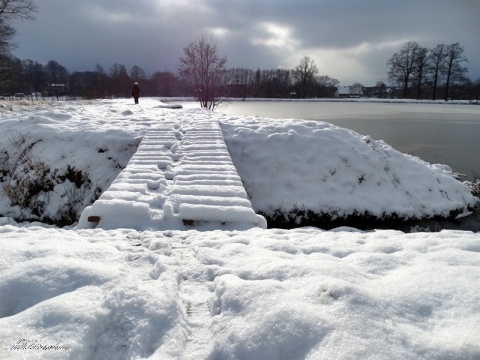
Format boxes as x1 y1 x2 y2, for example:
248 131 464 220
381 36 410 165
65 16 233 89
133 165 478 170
11 0 480 85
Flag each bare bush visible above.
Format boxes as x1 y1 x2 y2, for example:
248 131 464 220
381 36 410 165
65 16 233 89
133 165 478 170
0 129 100 225
466 171 480 197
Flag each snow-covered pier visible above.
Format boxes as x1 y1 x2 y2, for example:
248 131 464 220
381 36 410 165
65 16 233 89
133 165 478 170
78 113 265 230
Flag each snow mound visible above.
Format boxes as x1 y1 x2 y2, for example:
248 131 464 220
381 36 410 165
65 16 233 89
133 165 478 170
1 226 479 359
220 116 477 226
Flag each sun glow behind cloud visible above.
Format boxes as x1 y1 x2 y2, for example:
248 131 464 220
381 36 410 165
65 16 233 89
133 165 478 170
89 7 133 23
282 39 410 85
251 23 299 53
209 27 231 37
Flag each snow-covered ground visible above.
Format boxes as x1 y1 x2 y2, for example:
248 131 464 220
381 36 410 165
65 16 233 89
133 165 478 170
0 98 479 359
1 225 479 359
0 98 476 228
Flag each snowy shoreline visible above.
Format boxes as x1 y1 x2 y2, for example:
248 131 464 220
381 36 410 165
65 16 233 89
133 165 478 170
0 98 479 359
160 96 478 105
0 98 477 229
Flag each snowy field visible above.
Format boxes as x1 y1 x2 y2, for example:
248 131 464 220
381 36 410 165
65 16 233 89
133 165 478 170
0 98 479 359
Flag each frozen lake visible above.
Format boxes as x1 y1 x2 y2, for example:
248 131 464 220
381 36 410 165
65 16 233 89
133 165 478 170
217 101 480 179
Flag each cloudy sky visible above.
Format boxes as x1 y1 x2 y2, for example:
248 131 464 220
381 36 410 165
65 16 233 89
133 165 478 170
11 0 480 86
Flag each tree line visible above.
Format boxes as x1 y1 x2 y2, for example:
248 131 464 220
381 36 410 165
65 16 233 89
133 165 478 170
1 2 478 103
387 41 477 101
2 45 477 103
0 55 344 101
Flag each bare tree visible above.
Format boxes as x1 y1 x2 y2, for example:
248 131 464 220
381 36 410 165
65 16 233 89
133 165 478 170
387 41 421 98
223 68 255 88
428 44 447 100
0 0 38 20
22 59 45 98
316 75 339 97
350 82 364 96
45 60 68 99
109 63 130 97
443 43 468 101
412 46 428 99
0 0 37 86
293 56 318 98
92 64 108 98
130 65 146 82
317 75 339 88
0 18 15 52
94 64 105 75
376 81 387 98
178 34 227 110
151 71 177 96
0 19 16 82
45 60 68 84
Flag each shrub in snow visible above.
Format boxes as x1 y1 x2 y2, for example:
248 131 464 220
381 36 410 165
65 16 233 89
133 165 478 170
0 130 102 225
265 205 417 230
465 172 480 197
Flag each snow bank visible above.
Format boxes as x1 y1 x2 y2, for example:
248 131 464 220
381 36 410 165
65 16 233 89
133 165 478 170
1 99 479 360
0 226 479 359
220 116 477 226
1 98 476 229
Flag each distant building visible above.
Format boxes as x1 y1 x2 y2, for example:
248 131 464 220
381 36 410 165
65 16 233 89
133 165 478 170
50 84 66 100
334 86 363 98
50 84 65 91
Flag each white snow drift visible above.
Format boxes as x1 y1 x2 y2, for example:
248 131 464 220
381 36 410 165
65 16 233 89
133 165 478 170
0 225 479 359
1 98 475 227
0 98 479 359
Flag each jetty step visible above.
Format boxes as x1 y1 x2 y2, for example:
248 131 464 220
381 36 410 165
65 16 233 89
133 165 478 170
78 113 265 231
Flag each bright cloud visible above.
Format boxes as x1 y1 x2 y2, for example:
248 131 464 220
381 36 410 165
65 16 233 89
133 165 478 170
282 40 412 85
283 47 366 85
209 27 231 37
10 0 480 86
251 22 300 53
87 6 134 24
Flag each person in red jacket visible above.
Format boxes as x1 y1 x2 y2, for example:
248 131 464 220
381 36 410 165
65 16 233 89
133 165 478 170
132 82 140 104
